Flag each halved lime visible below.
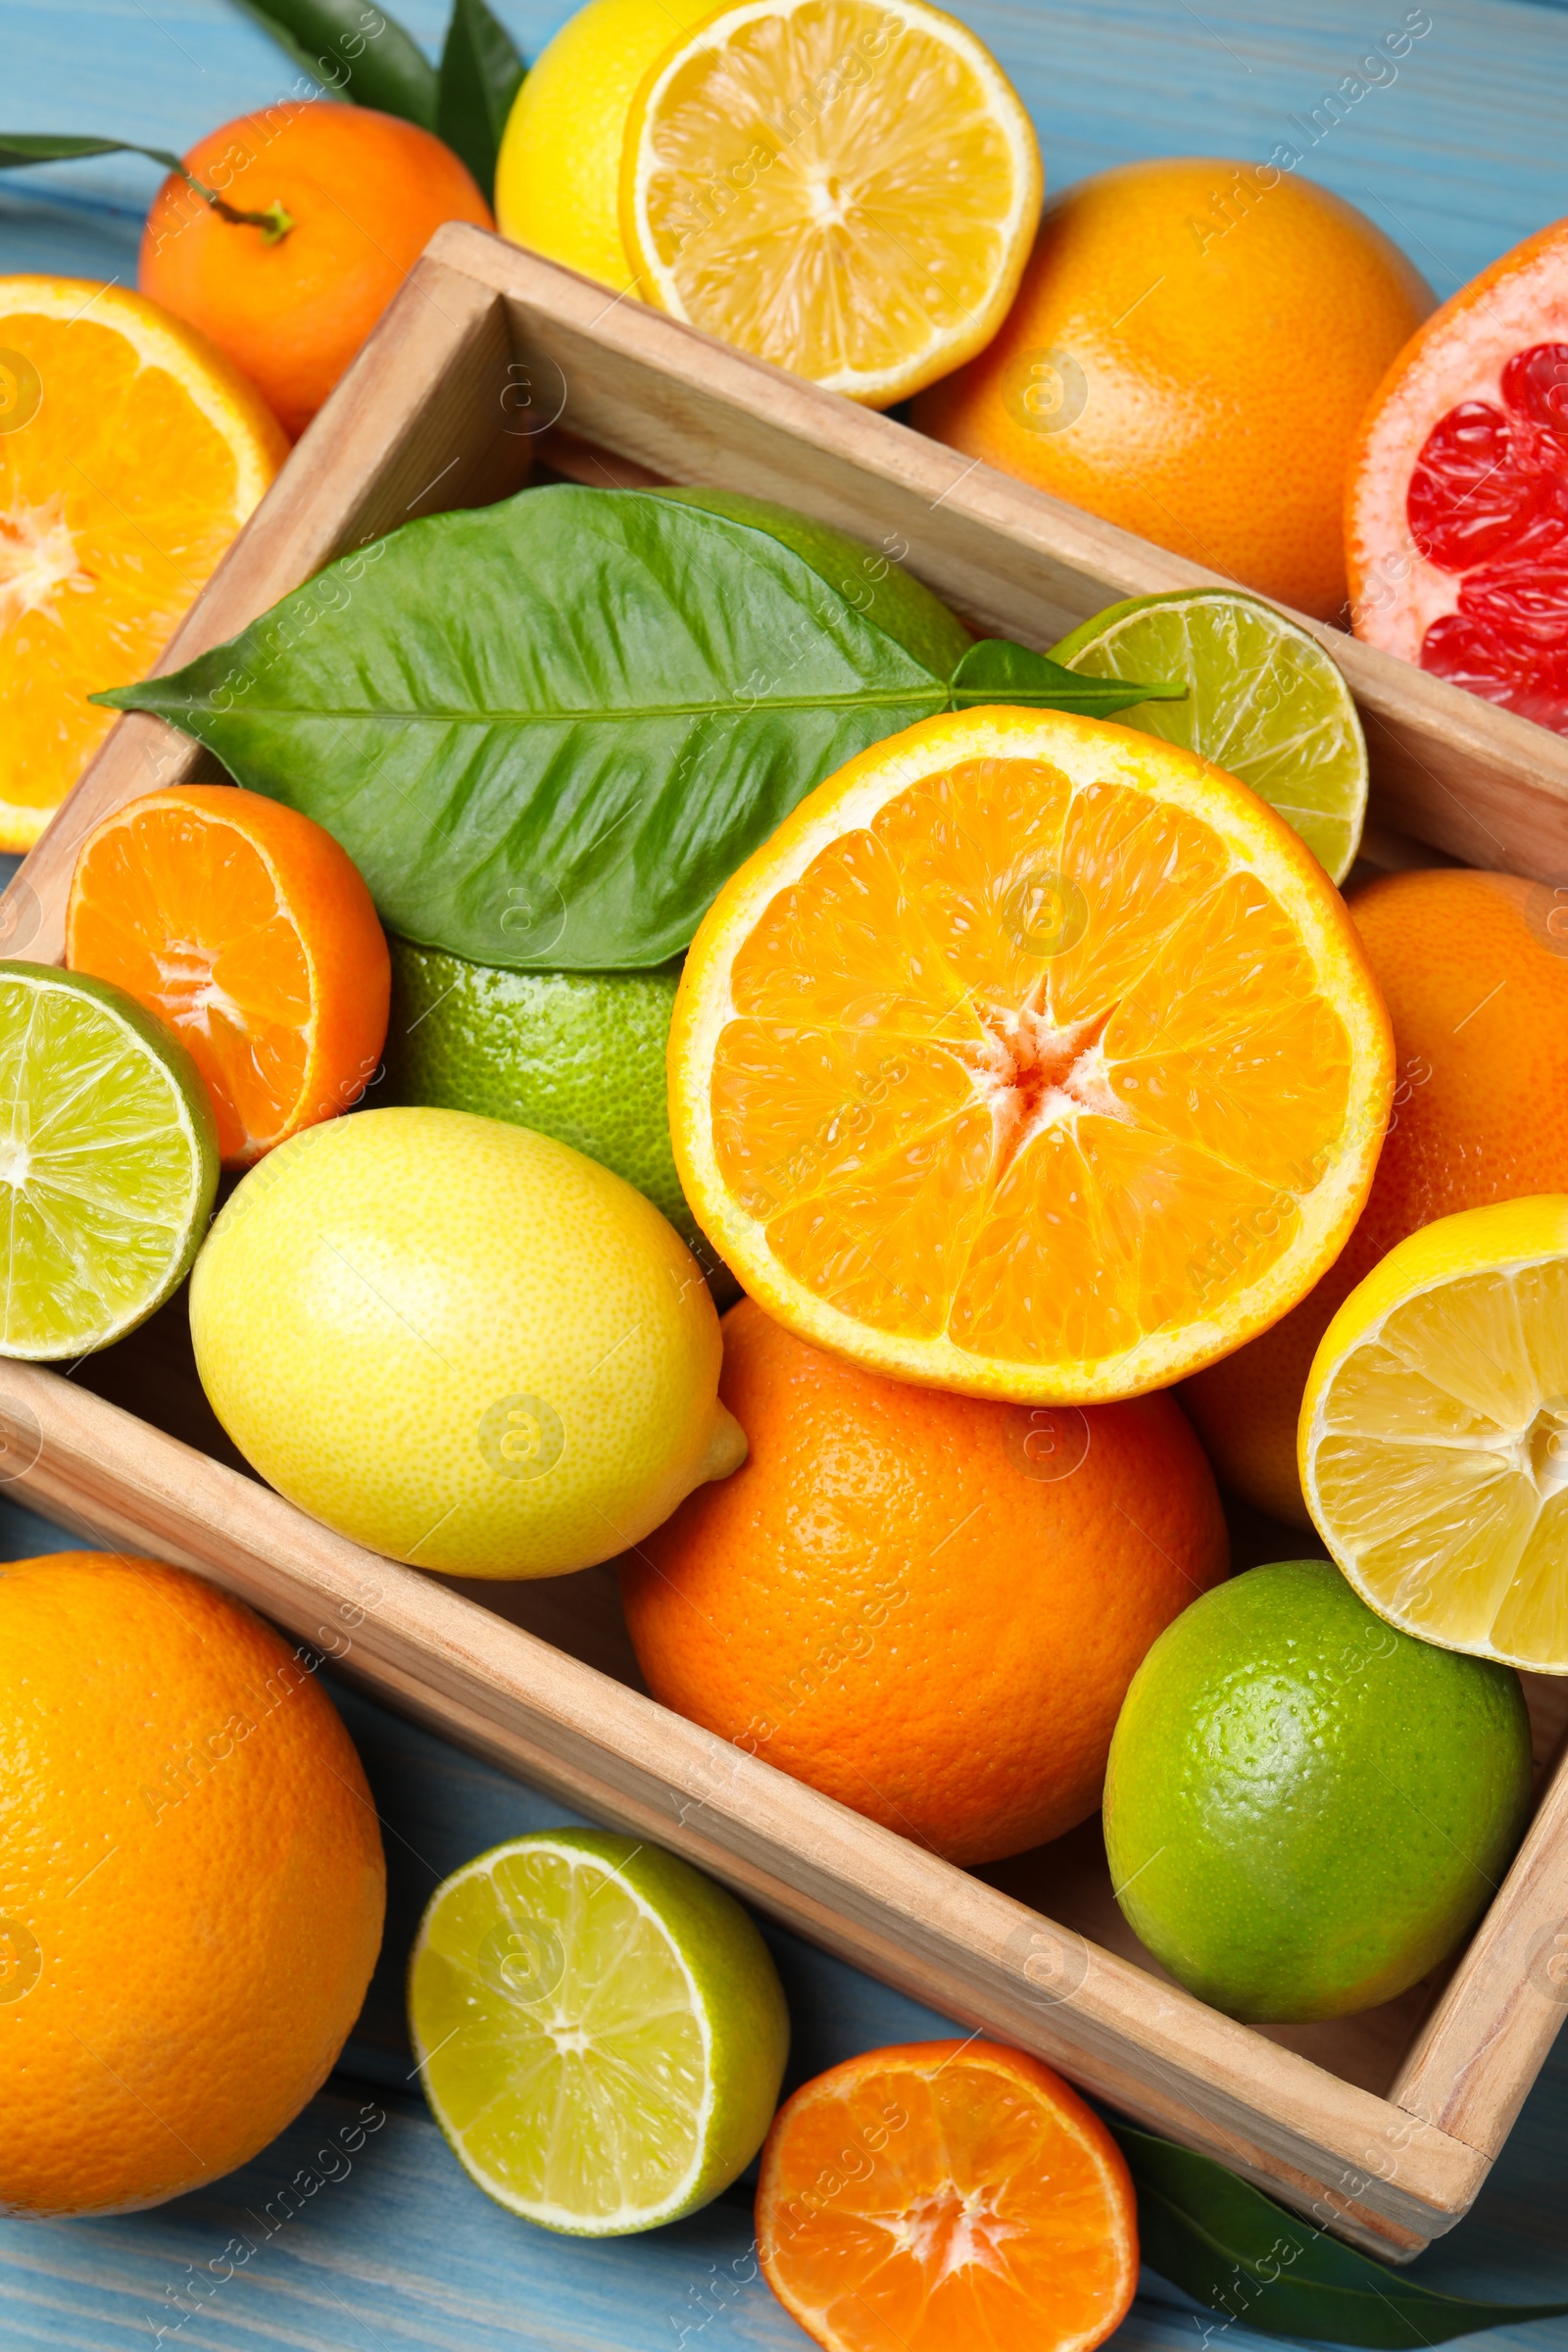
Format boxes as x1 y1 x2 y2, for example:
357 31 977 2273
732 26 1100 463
407 1828 789 2235
0 962 219 1358
1051 589 1367 882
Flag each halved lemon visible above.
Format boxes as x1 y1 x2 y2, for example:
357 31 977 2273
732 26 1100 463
0 276 286 851
619 0 1043 405
669 706 1394 1402
1300 1196 1568 1674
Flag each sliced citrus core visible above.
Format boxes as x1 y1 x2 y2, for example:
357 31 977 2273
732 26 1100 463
670 708 1394 1401
66 784 390 1167
0 278 286 851
619 0 1042 405
757 2040 1137 2352
408 1830 788 2236
0 961 218 1359
1300 1196 1568 1674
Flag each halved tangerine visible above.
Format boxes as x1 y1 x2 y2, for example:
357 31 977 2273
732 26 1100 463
1348 215 1568 731
66 784 389 1167
669 707 1394 1401
756 2040 1138 2352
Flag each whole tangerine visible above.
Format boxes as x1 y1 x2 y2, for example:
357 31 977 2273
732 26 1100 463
1183 867 1568 1523
619 1298 1229 1865
140 102 493 437
0 1551 385 2217
912 159 1433 621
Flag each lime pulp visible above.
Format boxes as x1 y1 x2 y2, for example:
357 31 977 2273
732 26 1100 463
408 1829 788 2235
0 962 219 1358
1052 589 1367 882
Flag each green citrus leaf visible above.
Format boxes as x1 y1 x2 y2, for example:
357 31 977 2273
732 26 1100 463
227 0 438 126
0 133 186 173
1110 2120 1568 2346
95 487 949 971
951 635 1184 715
437 0 525 197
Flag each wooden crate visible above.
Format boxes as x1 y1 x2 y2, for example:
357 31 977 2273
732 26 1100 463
5 223 1567 2264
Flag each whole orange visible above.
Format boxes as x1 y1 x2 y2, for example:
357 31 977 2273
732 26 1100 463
0 1552 385 2216
911 159 1433 621
140 103 493 437
619 1299 1228 1865
1183 868 1568 1523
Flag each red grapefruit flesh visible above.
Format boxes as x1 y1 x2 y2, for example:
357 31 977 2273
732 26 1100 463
1348 216 1568 732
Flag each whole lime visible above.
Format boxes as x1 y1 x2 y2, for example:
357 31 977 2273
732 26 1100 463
383 940 696 1244
189 1106 746 1579
1102 1559 1532 2022
655 489 973 680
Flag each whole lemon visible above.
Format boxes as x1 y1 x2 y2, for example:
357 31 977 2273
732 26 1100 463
0 1551 384 2216
190 1107 745 1578
494 0 714 288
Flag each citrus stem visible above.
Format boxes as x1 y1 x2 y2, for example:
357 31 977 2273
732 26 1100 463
177 164 294 244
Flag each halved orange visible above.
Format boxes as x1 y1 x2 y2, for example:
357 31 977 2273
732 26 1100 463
0 277 286 851
66 784 389 1167
670 707 1394 1401
619 0 1042 405
757 2040 1138 2352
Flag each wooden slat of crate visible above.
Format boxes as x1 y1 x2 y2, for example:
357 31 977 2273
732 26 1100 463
0 1360 1490 2259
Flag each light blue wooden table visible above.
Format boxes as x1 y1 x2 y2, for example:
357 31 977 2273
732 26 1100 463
4 3 1568 2344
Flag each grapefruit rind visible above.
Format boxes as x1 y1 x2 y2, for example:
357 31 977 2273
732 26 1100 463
670 705 1394 1403
1347 218 1568 665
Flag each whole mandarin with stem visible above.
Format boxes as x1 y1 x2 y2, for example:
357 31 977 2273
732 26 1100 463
140 102 493 437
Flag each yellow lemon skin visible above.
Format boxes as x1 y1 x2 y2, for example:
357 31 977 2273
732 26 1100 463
189 1107 746 1579
494 0 715 289
1298 1195 1568 1670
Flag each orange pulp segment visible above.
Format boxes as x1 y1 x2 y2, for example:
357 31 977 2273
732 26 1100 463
757 2040 1138 2352
669 707 1394 1401
66 784 389 1167
0 277 286 850
619 0 1042 405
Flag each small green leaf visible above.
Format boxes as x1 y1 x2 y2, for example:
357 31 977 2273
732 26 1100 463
0 134 293 238
1110 2120 1568 2346
951 635 1185 716
227 0 439 128
95 488 949 972
0 133 187 174
438 0 525 197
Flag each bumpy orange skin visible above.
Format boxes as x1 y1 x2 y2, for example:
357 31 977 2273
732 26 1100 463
912 160 1433 622
757 2040 1138 2352
1184 868 1568 1523
0 1552 385 2217
140 104 493 437
67 783 391 1167
620 1298 1228 1865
